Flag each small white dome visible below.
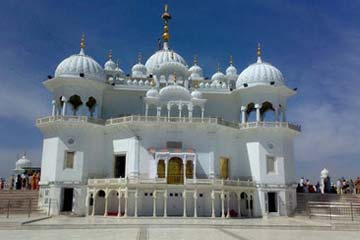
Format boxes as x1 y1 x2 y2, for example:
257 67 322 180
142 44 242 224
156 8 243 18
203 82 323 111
189 64 203 79
146 87 159 98
104 59 116 71
145 43 188 78
132 63 147 78
114 64 125 76
199 82 204 88
321 168 329 177
211 71 226 82
226 65 238 82
159 84 191 102
236 56 284 89
55 48 105 82
191 89 203 99
15 154 31 170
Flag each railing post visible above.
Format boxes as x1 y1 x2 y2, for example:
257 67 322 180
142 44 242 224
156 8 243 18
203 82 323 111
350 202 354 221
7 200 10 219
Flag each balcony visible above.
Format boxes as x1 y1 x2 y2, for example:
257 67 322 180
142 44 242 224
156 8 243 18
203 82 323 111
36 115 301 132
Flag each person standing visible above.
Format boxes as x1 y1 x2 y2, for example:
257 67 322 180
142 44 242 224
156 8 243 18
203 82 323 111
16 175 22 190
10 175 14 190
336 179 342 194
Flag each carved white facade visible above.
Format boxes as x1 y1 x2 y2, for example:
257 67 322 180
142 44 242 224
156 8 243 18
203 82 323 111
37 5 300 218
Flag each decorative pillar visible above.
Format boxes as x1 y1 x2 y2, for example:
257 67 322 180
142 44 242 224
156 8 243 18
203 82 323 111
134 190 138 217
51 100 56 116
193 159 196 180
247 193 251 217
178 104 182 118
193 190 198 218
153 191 157 217
157 106 161 117
255 104 261 122
211 190 215 218
61 96 67 116
282 108 287 122
163 190 168 217
117 189 122 217
241 106 247 124
221 191 225 218
275 107 280 122
85 191 90 216
124 188 128 217
237 193 241 218
226 192 230 218
201 108 205 119
165 158 169 180
189 106 193 119
92 192 96 216
145 104 149 117
183 190 187 217
167 104 171 119
104 189 108 217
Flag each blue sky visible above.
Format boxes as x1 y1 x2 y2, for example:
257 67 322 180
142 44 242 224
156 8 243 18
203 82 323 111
0 0 360 183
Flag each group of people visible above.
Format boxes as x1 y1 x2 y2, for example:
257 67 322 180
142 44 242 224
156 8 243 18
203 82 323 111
0 172 40 190
296 176 360 195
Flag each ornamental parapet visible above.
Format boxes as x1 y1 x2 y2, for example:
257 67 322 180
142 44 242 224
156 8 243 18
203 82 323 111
36 115 301 132
87 177 256 188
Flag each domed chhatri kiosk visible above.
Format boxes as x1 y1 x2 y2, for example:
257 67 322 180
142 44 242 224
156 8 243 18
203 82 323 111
36 4 300 218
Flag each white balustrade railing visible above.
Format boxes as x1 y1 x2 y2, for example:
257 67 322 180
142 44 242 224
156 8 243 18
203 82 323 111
37 115 301 132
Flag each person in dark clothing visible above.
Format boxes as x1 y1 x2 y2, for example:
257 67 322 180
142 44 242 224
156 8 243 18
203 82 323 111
16 175 22 190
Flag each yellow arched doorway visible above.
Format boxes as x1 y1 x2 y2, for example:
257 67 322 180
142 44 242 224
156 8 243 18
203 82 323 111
167 157 183 184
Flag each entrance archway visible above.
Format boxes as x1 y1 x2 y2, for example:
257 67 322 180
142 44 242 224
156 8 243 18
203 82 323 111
167 157 183 184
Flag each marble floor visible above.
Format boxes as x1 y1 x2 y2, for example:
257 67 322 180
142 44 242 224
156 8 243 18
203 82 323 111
0 227 358 240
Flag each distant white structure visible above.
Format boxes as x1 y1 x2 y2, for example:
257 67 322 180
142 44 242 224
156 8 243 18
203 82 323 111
36 4 300 218
320 168 329 194
14 154 32 174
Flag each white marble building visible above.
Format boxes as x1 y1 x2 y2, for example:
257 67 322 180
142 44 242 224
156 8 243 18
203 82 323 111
36 4 300 218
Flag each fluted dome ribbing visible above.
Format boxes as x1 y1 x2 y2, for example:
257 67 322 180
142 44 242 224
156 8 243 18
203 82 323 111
55 49 105 82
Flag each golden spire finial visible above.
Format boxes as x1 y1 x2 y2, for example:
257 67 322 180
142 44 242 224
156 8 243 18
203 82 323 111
257 43 262 57
138 52 142 63
229 55 233 65
80 33 85 49
161 4 172 43
194 80 199 89
217 63 221 72
194 54 198 65
108 49 113 60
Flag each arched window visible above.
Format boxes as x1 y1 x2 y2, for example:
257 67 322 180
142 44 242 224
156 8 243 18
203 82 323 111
86 97 97 117
246 103 256 122
157 160 165 178
68 95 83 116
260 101 275 121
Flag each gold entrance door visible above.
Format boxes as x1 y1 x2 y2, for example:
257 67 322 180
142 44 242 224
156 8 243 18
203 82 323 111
167 157 184 184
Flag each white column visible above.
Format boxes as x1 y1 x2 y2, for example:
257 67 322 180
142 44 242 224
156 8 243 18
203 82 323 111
247 193 251 217
51 100 56 116
201 108 205 119
188 106 193 119
117 189 122 217
104 192 108 217
211 191 215 218
241 106 247 124
183 159 187 183
145 104 149 117
124 189 128 217
153 191 157 217
165 158 169 180
178 104 182 118
61 96 67 116
237 193 241 218
163 190 168 217
226 192 230 218
134 190 138 217
282 108 287 122
167 104 171 119
221 192 225 218
255 104 261 122
193 190 198 218
275 107 280 122
183 190 187 217
157 106 161 117
92 192 96 216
